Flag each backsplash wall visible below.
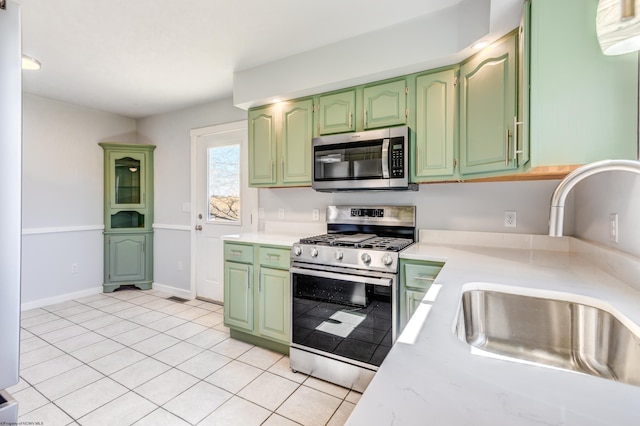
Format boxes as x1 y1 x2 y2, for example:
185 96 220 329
257 179 568 237
574 172 640 258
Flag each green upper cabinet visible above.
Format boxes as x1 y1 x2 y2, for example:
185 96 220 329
528 0 637 167
281 99 313 184
412 68 457 181
249 98 313 188
317 90 356 135
363 79 408 129
248 105 277 186
459 32 518 176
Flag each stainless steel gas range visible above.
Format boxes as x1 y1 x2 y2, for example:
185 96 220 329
289 205 416 392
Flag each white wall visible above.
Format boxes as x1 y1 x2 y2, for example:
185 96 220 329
574 173 640 258
136 99 246 293
258 179 571 236
22 94 137 307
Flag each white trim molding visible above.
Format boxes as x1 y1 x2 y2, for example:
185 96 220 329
22 225 104 235
153 223 191 231
152 282 194 300
21 286 103 311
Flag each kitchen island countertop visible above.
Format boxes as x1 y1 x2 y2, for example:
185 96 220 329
347 231 640 426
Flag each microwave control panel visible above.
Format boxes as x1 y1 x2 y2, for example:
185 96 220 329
390 139 404 178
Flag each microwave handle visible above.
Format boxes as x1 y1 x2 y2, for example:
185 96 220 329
381 138 390 179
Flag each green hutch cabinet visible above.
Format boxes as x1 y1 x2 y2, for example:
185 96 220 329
99 143 155 293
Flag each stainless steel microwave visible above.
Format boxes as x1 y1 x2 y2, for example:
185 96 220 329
312 126 417 192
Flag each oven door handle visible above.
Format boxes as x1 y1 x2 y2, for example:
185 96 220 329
290 266 393 287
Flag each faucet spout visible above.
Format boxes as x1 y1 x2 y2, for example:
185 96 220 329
549 159 640 237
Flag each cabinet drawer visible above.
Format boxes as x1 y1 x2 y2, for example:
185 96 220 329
224 243 254 263
259 246 290 270
403 262 443 290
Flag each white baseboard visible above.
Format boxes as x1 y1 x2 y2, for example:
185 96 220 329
21 286 103 311
152 282 194 300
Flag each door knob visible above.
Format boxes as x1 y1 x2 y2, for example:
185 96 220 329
195 224 203 231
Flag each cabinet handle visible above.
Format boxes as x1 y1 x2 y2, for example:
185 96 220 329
267 253 280 260
348 112 352 128
282 159 285 176
364 110 368 128
505 128 511 166
271 161 275 179
513 116 524 163
413 276 435 281
230 249 242 256
258 273 261 292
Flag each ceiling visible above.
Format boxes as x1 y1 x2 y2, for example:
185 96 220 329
16 0 523 119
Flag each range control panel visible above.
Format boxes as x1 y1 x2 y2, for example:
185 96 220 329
350 208 384 218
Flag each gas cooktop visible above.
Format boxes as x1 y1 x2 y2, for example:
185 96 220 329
299 233 414 252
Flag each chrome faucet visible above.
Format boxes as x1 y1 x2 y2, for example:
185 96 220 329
549 159 640 236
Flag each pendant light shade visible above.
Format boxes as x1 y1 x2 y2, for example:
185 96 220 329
597 0 640 55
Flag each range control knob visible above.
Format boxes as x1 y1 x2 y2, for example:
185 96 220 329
335 250 343 261
361 253 371 264
293 245 302 256
382 254 393 266
310 248 319 258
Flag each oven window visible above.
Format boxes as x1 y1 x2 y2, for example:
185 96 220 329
292 273 393 367
314 140 384 181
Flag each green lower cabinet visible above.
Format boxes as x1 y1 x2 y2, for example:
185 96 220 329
258 267 290 342
104 232 153 293
223 242 291 353
224 261 254 331
399 259 444 333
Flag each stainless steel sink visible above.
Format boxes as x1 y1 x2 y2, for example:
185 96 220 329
454 284 640 387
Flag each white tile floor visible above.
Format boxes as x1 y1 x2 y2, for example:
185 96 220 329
9 288 360 425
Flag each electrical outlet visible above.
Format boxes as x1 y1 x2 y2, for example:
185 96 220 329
71 263 78 274
278 208 285 219
312 209 319 221
504 211 517 228
609 213 619 243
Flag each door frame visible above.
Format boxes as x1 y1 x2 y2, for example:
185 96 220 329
189 120 254 299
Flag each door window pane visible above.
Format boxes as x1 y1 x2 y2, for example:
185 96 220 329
208 144 240 222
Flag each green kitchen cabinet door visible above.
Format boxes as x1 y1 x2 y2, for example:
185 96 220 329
249 106 277 186
399 259 443 333
404 289 427 326
257 267 290 343
363 79 408 129
281 99 313 185
460 33 518 176
224 262 254 332
413 69 457 181
106 150 148 210
318 90 356 135
107 234 146 283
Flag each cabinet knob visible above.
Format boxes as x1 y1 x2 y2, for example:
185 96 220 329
195 225 203 231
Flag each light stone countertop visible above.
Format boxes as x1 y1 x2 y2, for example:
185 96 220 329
347 232 640 426
220 232 300 247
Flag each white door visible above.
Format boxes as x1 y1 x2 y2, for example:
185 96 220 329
191 121 257 302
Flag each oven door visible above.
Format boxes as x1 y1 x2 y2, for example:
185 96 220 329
290 265 396 368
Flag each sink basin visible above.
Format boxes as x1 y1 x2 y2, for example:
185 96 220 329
454 283 640 387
